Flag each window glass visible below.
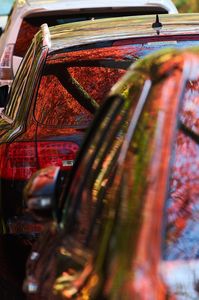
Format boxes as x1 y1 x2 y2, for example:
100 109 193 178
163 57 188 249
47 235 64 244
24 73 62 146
34 39 199 129
34 46 134 128
35 39 199 129
164 78 199 260
13 19 39 57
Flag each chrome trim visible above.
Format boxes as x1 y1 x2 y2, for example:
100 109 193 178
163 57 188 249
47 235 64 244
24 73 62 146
0 110 13 124
48 14 199 53
41 23 51 49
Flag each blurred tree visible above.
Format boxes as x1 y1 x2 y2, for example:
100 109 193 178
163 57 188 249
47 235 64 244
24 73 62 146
173 0 199 12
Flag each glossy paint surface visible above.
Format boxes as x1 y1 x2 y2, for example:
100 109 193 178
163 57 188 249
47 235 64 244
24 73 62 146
24 48 199 299
49 14 199 52
0 32 157 236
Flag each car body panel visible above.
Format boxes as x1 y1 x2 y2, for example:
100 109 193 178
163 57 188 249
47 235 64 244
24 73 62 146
49 14 199 52
24 47 199 299
1 14 199 237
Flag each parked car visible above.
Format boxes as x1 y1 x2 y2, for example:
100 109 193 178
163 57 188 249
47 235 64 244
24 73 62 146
23 46 199 299
0 13 198 297
0 0 178 87
1 13 199 241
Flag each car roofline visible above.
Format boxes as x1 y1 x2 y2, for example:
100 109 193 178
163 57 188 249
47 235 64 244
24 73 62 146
41 13 199 53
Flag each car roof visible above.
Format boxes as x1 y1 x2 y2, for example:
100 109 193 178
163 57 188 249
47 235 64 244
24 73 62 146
46 13 199 53
23 0 178 14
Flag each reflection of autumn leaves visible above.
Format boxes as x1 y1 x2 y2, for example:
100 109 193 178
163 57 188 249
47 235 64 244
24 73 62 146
68 66 125 103
35 44 138 127
166 130 199 249
14 20 39 57
49 45 138 65
35 64 125 127
181 80 199 135
36 75 92 126
164 78 199 259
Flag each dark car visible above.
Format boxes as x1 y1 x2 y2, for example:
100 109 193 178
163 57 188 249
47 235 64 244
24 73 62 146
23 46 199 299
1 14 199 241
0 13 199 297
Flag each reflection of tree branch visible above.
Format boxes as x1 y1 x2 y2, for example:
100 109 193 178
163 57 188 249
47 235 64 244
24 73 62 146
44 64 99 114
180 122 199 143
59 60 131 69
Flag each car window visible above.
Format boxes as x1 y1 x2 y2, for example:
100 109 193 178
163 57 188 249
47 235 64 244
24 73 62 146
34 46 133 128
164 77 199 260
34 38 199 129
13 19 39 58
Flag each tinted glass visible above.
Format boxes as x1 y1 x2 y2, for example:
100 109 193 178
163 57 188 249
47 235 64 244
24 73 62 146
34 38 199 129
164 78 199 260
34 46 131 127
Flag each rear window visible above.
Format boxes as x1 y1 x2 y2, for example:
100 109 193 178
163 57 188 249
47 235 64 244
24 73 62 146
34 38 199 128
34 46 132 127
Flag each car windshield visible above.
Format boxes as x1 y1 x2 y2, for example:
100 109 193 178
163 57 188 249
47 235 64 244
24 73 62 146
34 38 199 128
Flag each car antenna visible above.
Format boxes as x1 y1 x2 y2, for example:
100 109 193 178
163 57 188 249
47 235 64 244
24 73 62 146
152 15 162 35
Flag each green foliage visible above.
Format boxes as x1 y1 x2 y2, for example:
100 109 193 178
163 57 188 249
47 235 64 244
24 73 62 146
173 0 199 12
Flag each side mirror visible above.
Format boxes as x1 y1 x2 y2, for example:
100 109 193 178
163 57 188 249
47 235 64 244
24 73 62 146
0 85 9 107
23 166 60 223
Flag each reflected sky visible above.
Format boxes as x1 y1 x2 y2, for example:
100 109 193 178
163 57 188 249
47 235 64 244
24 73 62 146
0 0 13 15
